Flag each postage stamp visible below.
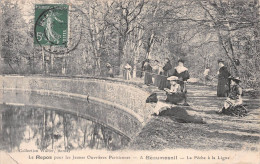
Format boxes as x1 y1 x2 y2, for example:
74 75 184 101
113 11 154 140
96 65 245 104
34 4 68 46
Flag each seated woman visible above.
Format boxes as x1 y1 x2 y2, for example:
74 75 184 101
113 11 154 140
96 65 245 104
217 76 247 116
164 76 186 105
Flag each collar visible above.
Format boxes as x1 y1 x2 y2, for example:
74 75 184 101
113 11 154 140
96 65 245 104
175 66 188 73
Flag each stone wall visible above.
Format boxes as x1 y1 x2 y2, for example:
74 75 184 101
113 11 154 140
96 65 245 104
0 75 152 124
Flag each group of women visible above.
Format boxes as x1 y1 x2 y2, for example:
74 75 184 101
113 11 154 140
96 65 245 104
142 58 190 105
121 57 246 116
143 58 189 88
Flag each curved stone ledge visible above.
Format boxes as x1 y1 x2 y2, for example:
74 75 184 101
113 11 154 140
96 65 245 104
0 90 142 139
0 75 152 124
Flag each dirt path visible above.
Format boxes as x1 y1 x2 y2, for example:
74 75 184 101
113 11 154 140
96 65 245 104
129 84 260 151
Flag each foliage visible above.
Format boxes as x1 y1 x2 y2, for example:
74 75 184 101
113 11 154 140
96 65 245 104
0 0 259 88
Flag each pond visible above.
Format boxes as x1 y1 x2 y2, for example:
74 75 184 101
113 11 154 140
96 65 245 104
0 90 142 152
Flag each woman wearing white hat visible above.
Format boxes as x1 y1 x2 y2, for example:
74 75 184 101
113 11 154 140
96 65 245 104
217 76 247 116
124 63 132 80
164 76 186 105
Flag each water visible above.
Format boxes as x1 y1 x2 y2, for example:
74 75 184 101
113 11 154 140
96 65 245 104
0 91 141 152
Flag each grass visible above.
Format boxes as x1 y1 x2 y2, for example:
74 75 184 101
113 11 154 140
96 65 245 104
129 84 260 151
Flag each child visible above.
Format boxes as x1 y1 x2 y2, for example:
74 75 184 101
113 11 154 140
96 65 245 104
218 76 247 116
164 76 185 105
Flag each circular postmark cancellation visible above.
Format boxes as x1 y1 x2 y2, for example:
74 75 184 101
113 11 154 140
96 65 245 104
34 4 82 54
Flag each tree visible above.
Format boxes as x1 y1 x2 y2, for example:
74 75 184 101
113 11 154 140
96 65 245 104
1 0 35 74
104 0 145 75
196 0 260 87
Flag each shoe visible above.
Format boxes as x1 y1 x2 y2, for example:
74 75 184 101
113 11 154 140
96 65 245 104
183 102 190 106
216 108 224 114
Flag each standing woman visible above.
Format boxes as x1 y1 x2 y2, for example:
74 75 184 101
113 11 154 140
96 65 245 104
144 60 153 85
140 60 146 78
172 59 190 105
217 59 231 97
203 66 210 85
158 58 172 90
124 63 132 80
153 60 161 87
106 63 114 78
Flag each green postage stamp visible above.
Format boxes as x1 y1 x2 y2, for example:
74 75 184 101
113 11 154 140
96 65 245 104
34 4 68 46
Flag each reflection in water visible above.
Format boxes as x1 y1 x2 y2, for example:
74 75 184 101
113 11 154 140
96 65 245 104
0 105 130 152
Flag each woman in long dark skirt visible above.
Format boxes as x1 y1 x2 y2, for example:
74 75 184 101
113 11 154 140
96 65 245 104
171 59 190 105
158 58 172 90
144 60 153 85
153 60 162 87
217 59 231 97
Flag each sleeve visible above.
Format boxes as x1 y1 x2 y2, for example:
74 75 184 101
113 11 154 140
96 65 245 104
143 65 147 71
171 68 177 76
238 87 242 95
223 67 231 78
141 61 145 69
163 63 172 71
227 68 231 77
235 86 243 105
183 70 190 81
149 65 153 71
175 84 182 93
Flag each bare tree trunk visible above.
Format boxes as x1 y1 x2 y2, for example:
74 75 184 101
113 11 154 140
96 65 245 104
87 5 102 76
118 35 124 75
132 29 143 78
133 53 137 78
42 47 45 73
32 50 35 73
217 31 238 76
146 33 154 59
145 0 159 59
51 111 54 149
7 60 16 74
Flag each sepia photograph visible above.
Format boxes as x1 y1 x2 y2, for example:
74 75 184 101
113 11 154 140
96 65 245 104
0 0 259 163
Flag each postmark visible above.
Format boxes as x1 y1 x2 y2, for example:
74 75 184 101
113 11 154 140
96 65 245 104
34 4 82 54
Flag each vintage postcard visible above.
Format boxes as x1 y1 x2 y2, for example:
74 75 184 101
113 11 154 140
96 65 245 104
0 0 259 163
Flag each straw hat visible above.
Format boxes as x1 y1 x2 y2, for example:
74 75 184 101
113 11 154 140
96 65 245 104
218 59 224 63
178 59 185 63
167 76 179 81
228 76 241 83
106 63 112 67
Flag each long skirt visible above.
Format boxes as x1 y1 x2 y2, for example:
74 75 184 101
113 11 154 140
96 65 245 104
222 105 247 117
154 74 161 87
144 72 153 85
179 81 187 93
217 78 229 97
166 92 186 104
124 70 131 80
158 76 167 90
107 68 114 77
